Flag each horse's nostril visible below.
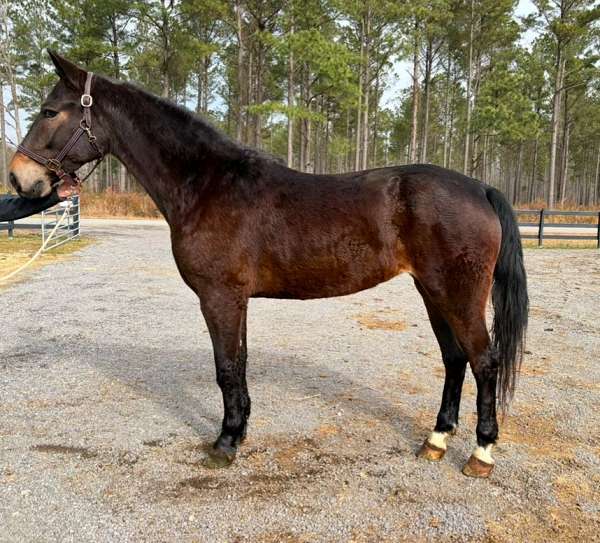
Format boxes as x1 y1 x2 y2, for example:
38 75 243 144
9 172 20 191
33 179 44 195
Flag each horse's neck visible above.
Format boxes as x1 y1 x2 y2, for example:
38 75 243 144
108 140 178 222
100 83 229 223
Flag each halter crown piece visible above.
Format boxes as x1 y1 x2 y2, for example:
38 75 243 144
17 71 104 187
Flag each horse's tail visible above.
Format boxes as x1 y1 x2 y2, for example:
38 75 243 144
485 187 529 412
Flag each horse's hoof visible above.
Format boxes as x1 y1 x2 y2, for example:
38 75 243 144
462 455 494 478
417 439 446 461
202 447 236 469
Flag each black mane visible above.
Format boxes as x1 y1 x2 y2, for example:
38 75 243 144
99 76 283 170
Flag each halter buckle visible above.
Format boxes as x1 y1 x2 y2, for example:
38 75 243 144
81 94 93 107
46 159 62 172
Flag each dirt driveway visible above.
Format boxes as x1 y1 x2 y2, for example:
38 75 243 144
1 220 598 542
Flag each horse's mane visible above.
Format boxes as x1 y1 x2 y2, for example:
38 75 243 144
102 76 284 169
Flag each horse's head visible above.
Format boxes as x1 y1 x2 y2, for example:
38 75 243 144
9 51 106 198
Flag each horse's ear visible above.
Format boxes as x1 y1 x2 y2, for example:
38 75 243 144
48 50 87 91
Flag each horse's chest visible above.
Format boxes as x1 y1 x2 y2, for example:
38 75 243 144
171 228 250 284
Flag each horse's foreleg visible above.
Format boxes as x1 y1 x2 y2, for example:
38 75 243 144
240 305 248 366
200 291 250 468
239 305 249 440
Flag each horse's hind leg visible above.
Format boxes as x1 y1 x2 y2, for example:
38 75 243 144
413 273 498 477
415 281 468 462
199 290 251 468
448 313 498 478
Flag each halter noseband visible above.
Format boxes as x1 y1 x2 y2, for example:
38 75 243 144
17 71 103 187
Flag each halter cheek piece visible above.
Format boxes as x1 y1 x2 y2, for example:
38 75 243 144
17 71 104 187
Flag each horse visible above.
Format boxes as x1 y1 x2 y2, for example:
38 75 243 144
9 51 528 478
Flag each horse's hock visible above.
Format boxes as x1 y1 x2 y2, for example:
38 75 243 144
1 220 598 542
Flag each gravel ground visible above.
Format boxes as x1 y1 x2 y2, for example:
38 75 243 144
1 220 599 543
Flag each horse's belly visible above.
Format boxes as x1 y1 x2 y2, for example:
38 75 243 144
254 245 410 300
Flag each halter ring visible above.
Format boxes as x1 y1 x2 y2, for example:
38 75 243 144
81 94 93 107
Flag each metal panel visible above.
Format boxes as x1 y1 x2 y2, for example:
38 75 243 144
41 195 81 251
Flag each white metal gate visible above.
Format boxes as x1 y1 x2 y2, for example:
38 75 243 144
41 195 80 251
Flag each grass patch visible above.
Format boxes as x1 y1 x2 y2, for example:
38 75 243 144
0 232 93 287
522 239 599 249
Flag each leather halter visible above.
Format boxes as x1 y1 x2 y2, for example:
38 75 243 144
17 71 103 187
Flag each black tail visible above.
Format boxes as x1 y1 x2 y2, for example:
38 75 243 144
485 187 529 411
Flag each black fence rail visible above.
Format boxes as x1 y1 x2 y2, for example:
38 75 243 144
516 209 600 247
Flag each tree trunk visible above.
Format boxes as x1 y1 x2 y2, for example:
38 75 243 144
235 0 246 143
247 49 253 145
119 160 127 192
481 134 488 182
420 37 433 163
324 108 330 173
226 81 232 135
447 80 456 169
305 116 312 173
305 63 312 173
548 53 565 207
0 83 6 188
560 120 571 205
107 15 127 191
442 57 452 168
371 69 380 167
0 3 23 143
594 143 600 205
360 8 371 170
529 138 539 203
299 64 306 171
7 71 21 142
110 15 121 78
203 57 210 113
360 71 370 169
355 16 364 171
463 0 475 175
345 107 351 172
512 143 523 205
254 41 263 148
196 70 203 114
409 19 419 164
287 19 294 168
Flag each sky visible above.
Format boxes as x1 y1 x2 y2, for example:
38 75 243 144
4 0 539 147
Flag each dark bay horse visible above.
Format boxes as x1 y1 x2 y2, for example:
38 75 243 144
10 52 528 478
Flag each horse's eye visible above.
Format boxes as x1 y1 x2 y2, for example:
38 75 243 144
42 109 58 119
